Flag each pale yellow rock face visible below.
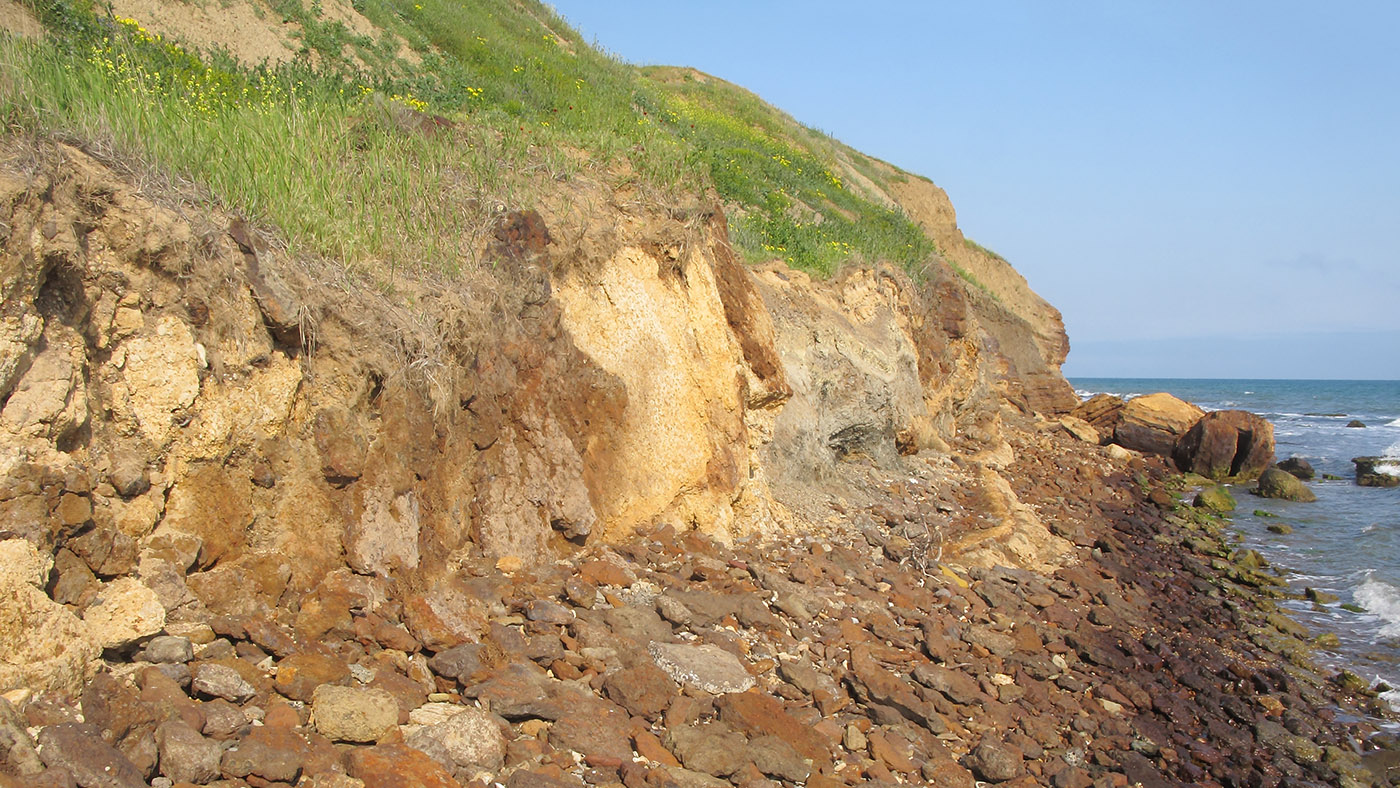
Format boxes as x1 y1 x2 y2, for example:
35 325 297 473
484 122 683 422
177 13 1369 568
82 576 166 649
0 322 88 442
0 539 100 695
0 538 52 587
554 245 748 540
118 314 202 446
183 354 302 462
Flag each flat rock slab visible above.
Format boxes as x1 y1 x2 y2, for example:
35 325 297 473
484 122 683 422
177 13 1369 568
649 642 754 694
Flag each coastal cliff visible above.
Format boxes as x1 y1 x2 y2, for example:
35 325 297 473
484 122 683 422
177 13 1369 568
0 2 1393 787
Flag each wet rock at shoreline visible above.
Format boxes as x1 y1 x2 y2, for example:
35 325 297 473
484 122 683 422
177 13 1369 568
1253 467 1319 502
1354 457 1400 488
1348 419 1367 428
1193 484 1236 512
1276 456 1316 480
1172 409 1275 481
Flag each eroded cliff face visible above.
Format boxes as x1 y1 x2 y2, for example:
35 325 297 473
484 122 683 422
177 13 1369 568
888 173 1077 415
0 141 1083 695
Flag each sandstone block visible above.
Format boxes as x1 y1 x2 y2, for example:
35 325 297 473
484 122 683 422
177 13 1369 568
602 663 677 718
1113 393 1203 457
311 685 398 743
82 577 166 649
407 706 504 772
191 663 257 703
36 723 145 788
142 636 194 665
154 719 221 784
345 743 459 788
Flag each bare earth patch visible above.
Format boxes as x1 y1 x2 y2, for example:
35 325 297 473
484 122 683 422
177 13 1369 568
0 0 42 39
110 0 298 65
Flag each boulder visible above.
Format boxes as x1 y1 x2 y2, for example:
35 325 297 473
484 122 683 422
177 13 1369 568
1193 485 1237 513
310 685 398 743
1172 410 1275 481
405 706 505 772
36 723 146 788
345 743 460 788
1070 393 1124 438
1058 416 1099 444
1353 457 1400 488
1276 456 1315 480
1347 420 1366 428
1114 393 1204 457
1252 468 1318 502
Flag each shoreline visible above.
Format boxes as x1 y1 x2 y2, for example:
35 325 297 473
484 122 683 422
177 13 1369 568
5 415 1398 787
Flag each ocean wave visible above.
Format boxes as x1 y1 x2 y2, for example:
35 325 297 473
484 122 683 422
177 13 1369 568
1380 687 1400 712
1355 577 1400 637
1377 462 1400 478
1388 416 1400 428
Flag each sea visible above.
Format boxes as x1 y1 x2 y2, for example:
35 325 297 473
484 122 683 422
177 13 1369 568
1071 378 1400 707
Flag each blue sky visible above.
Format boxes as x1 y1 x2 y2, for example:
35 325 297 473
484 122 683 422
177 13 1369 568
548 1 1399 379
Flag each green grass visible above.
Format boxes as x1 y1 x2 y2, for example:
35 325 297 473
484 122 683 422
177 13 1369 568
639 68 936 277
964 237 1007 263
2 18 495 271
5 0 952 281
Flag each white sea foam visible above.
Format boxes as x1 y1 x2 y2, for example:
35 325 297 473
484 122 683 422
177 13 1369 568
1377 462 1400 478
1355 577 1400 637
1388 416 1400 428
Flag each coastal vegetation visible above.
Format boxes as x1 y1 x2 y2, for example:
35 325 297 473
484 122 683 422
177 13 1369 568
2 0 951 281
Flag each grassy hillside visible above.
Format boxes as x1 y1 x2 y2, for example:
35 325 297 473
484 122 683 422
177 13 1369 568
2 0 952 280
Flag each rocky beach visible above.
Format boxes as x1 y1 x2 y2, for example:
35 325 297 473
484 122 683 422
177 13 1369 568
3 2 1399 787
4 402 1397 788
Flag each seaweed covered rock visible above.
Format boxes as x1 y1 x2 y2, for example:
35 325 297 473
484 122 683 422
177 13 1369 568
1194 485 1237 512
1172 409 1275 481
1253 467 1318 502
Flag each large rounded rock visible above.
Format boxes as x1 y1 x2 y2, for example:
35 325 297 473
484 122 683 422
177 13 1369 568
1253 468 1318 502
1172 409 1275 481
1114 393 1204 457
